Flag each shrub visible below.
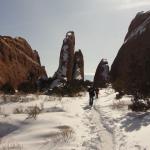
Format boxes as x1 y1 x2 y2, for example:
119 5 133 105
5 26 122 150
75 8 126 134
62 80 86 97
37 77 54 92
0 83 15 94
13 106 24 114
49 80 86 97
128 92 150 111
25 105 43 119
18 81 37 93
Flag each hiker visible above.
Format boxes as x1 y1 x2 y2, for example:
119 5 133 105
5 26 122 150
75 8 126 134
95 88 99 98
88 87 95 106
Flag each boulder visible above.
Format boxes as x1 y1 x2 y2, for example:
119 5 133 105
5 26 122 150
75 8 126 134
0 36 47 89
72 49 84 80
111 11 150 94
94 59 109 88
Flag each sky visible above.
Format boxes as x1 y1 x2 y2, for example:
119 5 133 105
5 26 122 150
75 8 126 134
0 0 150 76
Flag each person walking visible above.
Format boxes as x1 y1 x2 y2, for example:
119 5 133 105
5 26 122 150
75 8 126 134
88 87 95 106
95 88 99 99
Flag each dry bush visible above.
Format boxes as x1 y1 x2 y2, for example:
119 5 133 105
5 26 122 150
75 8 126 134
25 104 44 119
8 95 21 103
0 83 15 94
60 127 74 142
13 106 24 114
55 126 74 143
48 126 74 145
0 95 22 103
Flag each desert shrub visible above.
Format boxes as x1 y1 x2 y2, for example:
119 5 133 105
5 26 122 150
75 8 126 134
25 104 43 119
128 92 150 111
37 77 54 92
53 126 74 143
62 80 86 97
50 80 86 97
52 87 63 96
0 83 15 94
18 81 37 93
13 106 24 114
60 127 74 142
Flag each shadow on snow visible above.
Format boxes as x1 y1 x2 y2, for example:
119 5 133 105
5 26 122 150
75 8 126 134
120 112 150 132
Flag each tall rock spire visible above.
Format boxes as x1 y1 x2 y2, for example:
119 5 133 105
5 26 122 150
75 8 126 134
54 31 75 81
72 49 84 80
94 59 109 88
51 31 84 88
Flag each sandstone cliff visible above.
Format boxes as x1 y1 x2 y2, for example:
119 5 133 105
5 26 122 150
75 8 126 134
111 11 150 94
0 36 47 89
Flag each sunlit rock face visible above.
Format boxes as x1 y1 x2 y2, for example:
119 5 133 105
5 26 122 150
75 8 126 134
0 36 47 89
111 11 150 94
54 31 75 81
72 49 84 80
94 59 109 88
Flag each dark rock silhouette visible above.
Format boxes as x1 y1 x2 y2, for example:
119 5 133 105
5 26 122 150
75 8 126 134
72 49 84 80
111 11 150 94
94 59 109 88
0 36 47 89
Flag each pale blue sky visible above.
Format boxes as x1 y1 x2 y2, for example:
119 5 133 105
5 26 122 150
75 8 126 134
0 0 150 76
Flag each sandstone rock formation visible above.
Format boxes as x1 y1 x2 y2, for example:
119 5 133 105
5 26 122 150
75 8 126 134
111 11 150 94
0 36 47 89
51 31 84 88
94 59 109 88
72 49 84 80
54 31 75 81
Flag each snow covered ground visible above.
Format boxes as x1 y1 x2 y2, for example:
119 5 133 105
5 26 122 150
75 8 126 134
0 88 150 150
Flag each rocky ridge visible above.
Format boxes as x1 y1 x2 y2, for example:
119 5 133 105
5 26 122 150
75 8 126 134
0 36 47 89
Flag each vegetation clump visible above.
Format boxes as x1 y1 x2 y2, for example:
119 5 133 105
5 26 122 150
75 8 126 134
51 80 87 97
0 83 15 94
17 81 37 93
